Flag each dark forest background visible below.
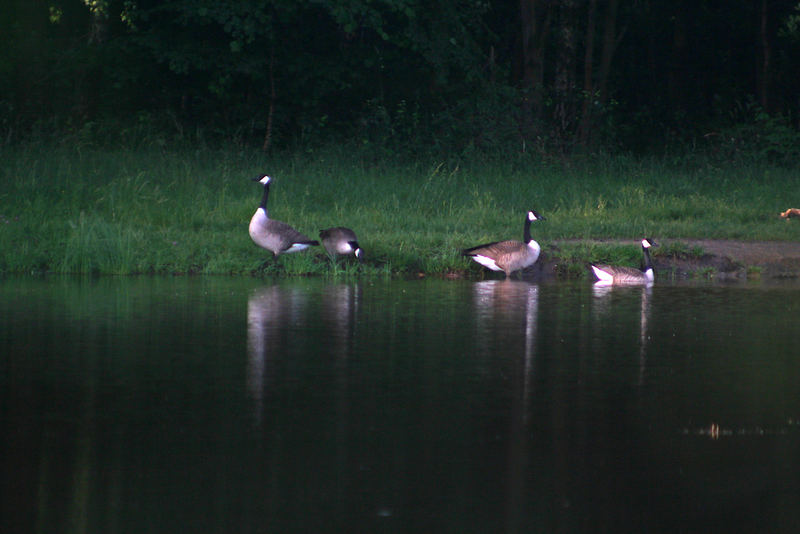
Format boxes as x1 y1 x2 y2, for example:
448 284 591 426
4 0 800 159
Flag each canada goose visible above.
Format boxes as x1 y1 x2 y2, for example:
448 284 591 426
249 174 319 257
462 210 545 277
590 238 658 286
319 227 363 262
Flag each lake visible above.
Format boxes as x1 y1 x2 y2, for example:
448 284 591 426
2 275 800 533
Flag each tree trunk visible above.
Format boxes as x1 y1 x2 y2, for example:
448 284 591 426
757 0 770 111
12 0 47 128
577 0 597 147
668 3 688 118
75 3 109 120
597 0 622 106
262 46 276 152
552 0 578 153
518 0 552 131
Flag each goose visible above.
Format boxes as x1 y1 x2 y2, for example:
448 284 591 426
462 210 545 278
319 227 363 262
249 174 319 257
590 238 658 286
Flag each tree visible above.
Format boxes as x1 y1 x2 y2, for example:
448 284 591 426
4 0 800 154
552 0 579 152
518 0 553 134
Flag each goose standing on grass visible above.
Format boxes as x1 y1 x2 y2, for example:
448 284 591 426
319 227 363 262
462 210 545 278
249 174 319 257
590 238 658 286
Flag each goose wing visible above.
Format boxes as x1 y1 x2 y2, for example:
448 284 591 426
266 219 319 251
463 240 519 257
319 227 357 241
591 264 647 284
464 240 529 272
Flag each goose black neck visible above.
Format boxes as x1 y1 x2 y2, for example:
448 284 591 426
523 215 532 243
259 182 271 211
642 245 653 270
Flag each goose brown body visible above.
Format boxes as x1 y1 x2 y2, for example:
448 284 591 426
249 175 319 257
590 238 657 286
319 227 362 259
463 210 544 278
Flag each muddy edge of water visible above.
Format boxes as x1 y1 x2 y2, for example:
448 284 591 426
534 239 800 282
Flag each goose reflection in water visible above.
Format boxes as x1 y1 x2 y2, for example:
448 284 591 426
473 280 539 398
246 285 311 423
591 284 652 386
472 279 539 533
246 283 360 425
473 279 539 399
318 283 360 353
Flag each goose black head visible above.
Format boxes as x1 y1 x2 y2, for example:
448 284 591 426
528 210 545 222
252 174 271 185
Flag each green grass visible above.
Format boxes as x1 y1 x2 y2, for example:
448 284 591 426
1 144 799 276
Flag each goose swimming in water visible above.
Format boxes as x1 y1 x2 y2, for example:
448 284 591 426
590 238 658 286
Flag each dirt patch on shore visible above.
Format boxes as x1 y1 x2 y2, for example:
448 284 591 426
542 239 800 281
669 239 800 279
682 240 800 265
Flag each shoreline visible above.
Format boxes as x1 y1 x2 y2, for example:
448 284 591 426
536 239 800 282
5 239 800 281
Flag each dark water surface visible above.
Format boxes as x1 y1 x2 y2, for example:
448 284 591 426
2 276 800 533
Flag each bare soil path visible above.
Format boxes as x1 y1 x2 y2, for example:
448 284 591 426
682 239 800 265
545 239 800 280
676 239 800 279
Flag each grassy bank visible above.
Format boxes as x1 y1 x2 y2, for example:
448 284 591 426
1 144 798 277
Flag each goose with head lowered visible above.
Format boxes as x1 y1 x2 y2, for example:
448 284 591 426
319 227 363 262
462 210 545 278
590 238 658 286
249 174 319 257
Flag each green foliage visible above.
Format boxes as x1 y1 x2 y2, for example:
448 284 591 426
5 0 800 158
2 144 800 276
688 98 800 166
693 266 718 279
780 3 800 39
60 212 139 274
